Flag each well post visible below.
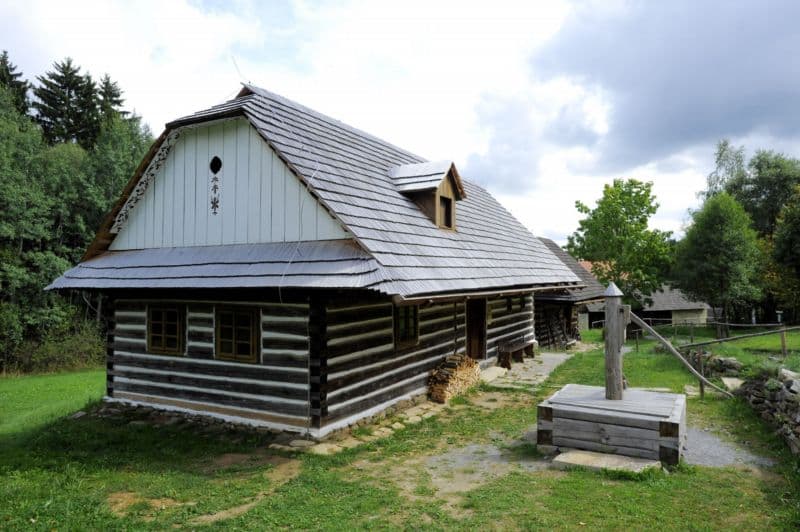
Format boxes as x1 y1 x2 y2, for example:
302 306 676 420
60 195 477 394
604 282 625 400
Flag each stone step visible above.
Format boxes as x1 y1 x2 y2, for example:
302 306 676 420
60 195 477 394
551 449 662 473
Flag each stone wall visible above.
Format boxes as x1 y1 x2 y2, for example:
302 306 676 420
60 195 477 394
684 350 743 377
737 368 800 455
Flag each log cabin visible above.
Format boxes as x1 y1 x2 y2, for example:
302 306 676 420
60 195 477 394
48 85 580 437
534 238 605 346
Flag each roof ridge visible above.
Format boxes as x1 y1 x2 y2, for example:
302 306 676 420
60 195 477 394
243 84 427 165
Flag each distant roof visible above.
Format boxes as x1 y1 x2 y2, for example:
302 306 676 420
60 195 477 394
59 85 579 298
644 285 710 312
535 239 606 303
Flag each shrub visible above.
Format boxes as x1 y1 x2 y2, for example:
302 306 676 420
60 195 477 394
5 309 104 373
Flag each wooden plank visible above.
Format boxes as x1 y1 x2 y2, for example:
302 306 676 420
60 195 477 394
113 352 307 383
187 343 214 359
114 379 308 416
114 338 148 354
114 391 308 427
552 429 660 452
261 304 309 318
110 367 308 400
552 436 657 460
326 304 392 327
550 405 661 430
261 349 308 368
553 417 660 442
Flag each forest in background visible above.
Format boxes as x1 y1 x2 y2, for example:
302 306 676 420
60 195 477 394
0 51 152 372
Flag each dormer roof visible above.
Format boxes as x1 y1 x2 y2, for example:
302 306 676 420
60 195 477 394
388 160 466 198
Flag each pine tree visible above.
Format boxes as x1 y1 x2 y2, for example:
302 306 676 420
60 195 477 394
0 50 29 115
77 73 101 148
98 74 126 121
32 58 101 149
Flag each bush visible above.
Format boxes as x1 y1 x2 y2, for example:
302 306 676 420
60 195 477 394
4 310 104 374
0 302 23 363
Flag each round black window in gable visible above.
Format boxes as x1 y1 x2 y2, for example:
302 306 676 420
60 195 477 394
210 156 222 174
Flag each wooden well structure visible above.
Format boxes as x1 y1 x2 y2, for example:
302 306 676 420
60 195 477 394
537 283 687 464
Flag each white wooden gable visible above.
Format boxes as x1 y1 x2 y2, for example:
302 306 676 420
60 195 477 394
110 118 348 250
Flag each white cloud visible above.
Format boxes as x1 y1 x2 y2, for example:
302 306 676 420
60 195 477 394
3 0 785 245
0 0 264 131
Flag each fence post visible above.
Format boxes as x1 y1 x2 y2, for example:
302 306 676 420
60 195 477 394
690 322 694 344
698 353 705 399
781 328 788 359
635 330 640 353
604 283 625 400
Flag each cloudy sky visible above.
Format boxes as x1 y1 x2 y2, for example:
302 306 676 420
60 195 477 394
3 0 799 244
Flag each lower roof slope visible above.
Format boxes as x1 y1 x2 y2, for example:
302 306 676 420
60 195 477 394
535 238 605 303
55 85 580 298
47 240 383 290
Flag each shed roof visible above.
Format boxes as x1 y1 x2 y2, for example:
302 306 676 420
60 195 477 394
535 238 606 303
53 85 579 298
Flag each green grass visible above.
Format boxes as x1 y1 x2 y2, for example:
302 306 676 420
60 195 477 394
0 369 104 436
1 346 799 530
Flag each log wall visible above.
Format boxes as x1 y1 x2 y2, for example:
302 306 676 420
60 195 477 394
321 298 466 432
107 291 536 436
110 298 311 431
486 294 535 358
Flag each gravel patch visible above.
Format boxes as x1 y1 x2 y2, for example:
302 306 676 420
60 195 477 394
683 427 776 468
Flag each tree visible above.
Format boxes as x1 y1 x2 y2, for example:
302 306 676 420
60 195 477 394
98 74 126 122
725 150 800 237
32 58 101 149
0 85 66 361
774 186 800 277
674 193 760 337
86 113 153 221
0 50 29 115
566 179 672 302
703 139 746 200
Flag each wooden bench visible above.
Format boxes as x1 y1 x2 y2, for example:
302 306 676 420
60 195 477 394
497 338 537 368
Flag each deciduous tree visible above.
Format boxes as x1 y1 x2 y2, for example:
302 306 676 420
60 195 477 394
566 179 672 302
674 193 760 336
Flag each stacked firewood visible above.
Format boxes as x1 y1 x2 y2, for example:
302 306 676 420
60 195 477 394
428 354 481 403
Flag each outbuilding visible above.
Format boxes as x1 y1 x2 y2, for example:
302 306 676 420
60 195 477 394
640 285 710 326
49 85 579 437
534 238 605 347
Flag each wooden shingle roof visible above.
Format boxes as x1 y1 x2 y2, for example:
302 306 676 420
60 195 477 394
54 85 579 298
644 285 710 312
535 238 605 303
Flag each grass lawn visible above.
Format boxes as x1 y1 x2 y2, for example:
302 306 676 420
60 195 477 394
1 343 799 530
0 369 105 436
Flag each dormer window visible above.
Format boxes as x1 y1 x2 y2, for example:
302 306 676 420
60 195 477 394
388 160 466 231
439 195 454 229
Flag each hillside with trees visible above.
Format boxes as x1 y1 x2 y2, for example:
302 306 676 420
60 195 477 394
0 51 152 372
